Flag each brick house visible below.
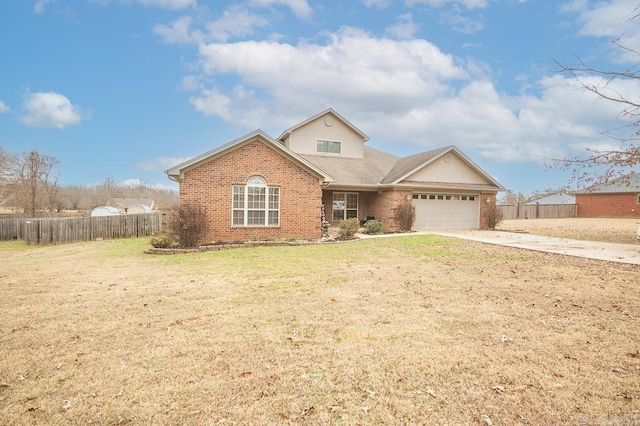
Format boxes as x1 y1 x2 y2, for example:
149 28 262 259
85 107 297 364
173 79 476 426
575 173 640 218
166 109 504 243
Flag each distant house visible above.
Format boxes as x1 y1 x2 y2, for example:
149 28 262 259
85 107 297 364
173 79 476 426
574 173 640 217
526 193 575 205
166 108 504 244
107 198 155 214
91 206 121 217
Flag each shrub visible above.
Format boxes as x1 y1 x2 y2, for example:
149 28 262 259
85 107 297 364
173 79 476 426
338 217 360 239
150 232 176 249
394 201 415 231
363 219 383 234
484 201 503 230
166 204 208 248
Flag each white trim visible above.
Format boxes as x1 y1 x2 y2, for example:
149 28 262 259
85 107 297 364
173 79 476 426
232 177 280 227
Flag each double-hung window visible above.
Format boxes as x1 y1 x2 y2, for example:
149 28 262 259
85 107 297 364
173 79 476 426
317 139 341 154
232 176 280 226
332 192 358 221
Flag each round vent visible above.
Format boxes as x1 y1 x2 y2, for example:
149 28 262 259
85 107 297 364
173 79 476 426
444 153 453 163
324 116 333 127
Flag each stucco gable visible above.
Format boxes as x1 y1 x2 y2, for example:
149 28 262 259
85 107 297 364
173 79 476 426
381 146 450 184
278 108 369 158
381 145 503 190
166 129 333 183
278 108 368 142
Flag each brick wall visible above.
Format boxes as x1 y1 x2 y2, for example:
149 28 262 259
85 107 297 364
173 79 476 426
369 190 412 232
179 138 323 243
323 189 496 230
575 193 640 217
322 189 411 232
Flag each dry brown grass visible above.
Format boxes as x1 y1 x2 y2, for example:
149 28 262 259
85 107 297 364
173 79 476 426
498 218 640 245
1 230 639 425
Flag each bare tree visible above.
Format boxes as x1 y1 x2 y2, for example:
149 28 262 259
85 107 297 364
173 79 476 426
498 190 525 205
9 150 60 217
0 147 12 208
555 11 640 188
94 177 123 206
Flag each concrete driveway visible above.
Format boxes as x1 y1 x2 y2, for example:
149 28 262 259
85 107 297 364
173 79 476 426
426 230 640 265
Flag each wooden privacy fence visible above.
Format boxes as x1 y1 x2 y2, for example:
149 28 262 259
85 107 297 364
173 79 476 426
0 213 161 245
498 204 577 220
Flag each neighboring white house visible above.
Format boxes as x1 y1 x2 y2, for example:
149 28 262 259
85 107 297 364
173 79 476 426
91 206 121 217
527 193 575 205
107 198 155 214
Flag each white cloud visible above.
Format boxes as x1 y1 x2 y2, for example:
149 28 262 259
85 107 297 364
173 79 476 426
559 0 588 14
136 156 191 172
573 0 639 37
189 86 269 127
564 0 640 62
33 0 53 14
362 0 392 8
386 13 419 40
189 28 469 129
155 7 270 44
206 6 270 42
190 88 232 119
406 0 488 9
20 91 88 129
181 75 203 91
120 178 146 188
0 101 9 113
179 27 639 167
249 0 312 19
118 178 177 191
405 76 628 163
154 16 201 44
439 8 485 34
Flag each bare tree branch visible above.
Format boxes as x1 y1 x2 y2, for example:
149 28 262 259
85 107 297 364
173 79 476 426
553 27 640 189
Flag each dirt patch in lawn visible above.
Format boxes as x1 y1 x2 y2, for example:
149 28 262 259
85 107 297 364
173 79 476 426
1 232 639 425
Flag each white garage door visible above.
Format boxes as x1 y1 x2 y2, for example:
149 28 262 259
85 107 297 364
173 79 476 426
412 193 479 229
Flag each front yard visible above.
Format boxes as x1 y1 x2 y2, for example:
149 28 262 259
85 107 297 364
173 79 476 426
0 229 639 424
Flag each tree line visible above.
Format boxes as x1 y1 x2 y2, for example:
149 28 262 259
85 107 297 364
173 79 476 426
0 147 177 218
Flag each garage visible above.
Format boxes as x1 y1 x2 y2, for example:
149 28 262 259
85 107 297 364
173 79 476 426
412 193 480 229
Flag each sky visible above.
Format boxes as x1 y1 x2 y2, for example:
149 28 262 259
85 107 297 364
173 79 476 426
1 0 640 196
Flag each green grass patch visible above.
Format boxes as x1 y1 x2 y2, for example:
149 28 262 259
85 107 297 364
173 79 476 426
0 240 30 252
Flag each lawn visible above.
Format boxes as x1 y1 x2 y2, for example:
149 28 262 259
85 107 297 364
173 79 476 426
0 233 639 425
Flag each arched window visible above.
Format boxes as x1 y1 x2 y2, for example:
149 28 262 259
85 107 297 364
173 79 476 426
232 176 280 226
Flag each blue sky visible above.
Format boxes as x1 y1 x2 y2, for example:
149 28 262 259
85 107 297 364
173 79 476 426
1 0 639 195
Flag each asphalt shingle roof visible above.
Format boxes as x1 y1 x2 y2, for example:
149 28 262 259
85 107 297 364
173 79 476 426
300 146 399 186
578 172 640 193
